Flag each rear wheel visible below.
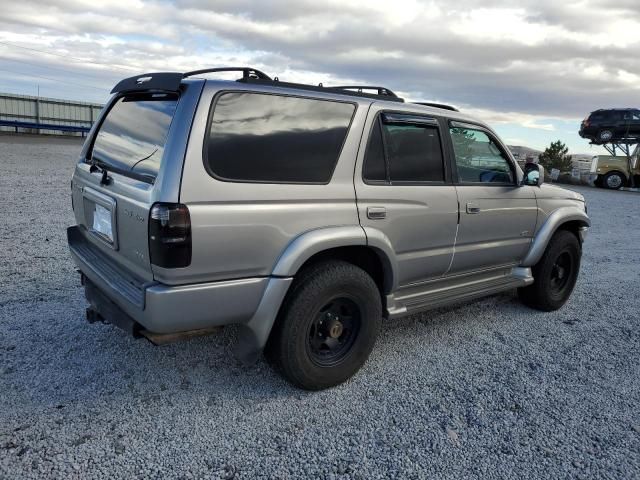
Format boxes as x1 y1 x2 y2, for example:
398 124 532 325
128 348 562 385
518 230 581 312
603 171 625 190
267 261 382 390
598 129 614 142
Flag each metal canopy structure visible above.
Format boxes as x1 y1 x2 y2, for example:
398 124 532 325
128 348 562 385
598 140 639 158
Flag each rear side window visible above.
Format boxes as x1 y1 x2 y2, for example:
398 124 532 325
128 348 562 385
206 92 355 183
363 115 445 183
89 94 178 181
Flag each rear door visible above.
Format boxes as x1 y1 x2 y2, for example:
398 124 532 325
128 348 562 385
354 106 459 286
71 84 201 281
446 122 537 274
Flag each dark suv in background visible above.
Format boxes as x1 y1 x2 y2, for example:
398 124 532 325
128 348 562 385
579 108 640 143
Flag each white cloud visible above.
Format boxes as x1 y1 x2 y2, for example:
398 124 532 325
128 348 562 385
0 0 638 152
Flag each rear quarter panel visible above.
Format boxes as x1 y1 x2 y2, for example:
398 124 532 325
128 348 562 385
172 82 369 285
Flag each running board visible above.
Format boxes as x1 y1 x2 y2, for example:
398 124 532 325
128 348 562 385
386 266 533 319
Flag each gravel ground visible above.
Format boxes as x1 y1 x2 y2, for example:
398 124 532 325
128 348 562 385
1 134 639 479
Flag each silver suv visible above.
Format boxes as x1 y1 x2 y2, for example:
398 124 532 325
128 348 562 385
68 67 590 390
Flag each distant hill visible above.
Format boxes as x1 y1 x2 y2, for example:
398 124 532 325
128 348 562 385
508 145 542 163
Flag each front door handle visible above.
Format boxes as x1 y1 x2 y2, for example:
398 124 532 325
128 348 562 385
466 202 481 214
367 206 386 220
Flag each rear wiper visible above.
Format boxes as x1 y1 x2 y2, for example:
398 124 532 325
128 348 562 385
89 159 113 186
88 157 155 184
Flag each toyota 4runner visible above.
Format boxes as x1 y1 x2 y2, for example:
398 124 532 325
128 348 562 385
68 67 590 390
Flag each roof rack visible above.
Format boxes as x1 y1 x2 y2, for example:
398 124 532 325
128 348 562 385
183 67 271 80
331 86 399 98
111 67 273 94
110 67 404 102
413 102 459 112
242 78 404 102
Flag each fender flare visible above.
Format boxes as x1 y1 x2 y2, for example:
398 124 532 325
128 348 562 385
271 225 368 277
521 206 590 267
234 225 399 363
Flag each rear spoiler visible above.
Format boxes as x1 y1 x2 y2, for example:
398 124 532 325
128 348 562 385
110 68 272 95
111 72 183 94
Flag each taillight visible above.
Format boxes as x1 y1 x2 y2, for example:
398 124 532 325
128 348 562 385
149 203 191 268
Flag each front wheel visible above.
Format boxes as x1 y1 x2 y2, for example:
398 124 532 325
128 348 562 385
518 230 581 312
266 261 382 390
603 171 625 190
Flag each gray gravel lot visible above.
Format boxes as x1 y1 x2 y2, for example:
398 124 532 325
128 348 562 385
1 134 639 479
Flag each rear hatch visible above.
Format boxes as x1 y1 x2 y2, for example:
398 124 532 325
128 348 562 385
71 81 202 284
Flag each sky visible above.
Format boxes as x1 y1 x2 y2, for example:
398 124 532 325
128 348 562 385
1 0 639 154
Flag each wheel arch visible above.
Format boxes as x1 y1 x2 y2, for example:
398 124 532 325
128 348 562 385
521 206 590 267
271 225 398 294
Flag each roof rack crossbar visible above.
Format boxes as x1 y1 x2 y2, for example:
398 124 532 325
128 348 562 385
412 102 459 112
182 67 271 80
331 86 399 98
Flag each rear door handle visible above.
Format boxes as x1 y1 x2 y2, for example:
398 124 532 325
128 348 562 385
367 206 386 220
466 202 481 214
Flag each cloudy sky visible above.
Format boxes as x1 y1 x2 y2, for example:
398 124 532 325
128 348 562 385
1 0 639 153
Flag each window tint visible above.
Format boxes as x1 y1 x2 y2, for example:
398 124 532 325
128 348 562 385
608 111 621 121
363 116 445 183
206 92 355 183
449 127 514 184
90 94 178 181
623 111 640 121
363 120 386 181
385 123 444 182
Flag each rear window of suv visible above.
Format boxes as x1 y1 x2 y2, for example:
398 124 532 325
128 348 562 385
205 92 355 183
89 93 178 182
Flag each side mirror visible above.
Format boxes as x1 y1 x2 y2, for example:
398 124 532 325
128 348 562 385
522 163 544 187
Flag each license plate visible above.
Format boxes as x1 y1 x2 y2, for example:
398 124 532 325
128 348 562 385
92 203 114 243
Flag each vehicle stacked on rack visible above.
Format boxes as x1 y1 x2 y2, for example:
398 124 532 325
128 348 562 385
580 108 640 189
67 67 589 390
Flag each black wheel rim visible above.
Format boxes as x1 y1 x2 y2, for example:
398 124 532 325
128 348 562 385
550 251 572 294
307 297 362 367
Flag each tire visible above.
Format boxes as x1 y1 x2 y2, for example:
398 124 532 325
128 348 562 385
266 260 382 390
602 171 626 190
598 129 614 142
518 230 581 312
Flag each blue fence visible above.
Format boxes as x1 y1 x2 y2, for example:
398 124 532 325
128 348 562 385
0 119 91 134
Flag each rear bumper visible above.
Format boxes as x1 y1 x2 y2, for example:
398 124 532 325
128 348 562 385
67 226 273 334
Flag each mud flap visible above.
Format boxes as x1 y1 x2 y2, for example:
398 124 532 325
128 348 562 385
232 277 292 365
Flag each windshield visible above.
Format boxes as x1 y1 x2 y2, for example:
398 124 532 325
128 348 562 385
89 94 178 180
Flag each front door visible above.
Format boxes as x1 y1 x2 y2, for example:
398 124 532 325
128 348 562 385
354 107 459 287
446 122 538 274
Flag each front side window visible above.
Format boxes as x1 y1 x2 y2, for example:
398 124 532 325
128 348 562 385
363 116 445 183
206 92 355 183
449 127 514 184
